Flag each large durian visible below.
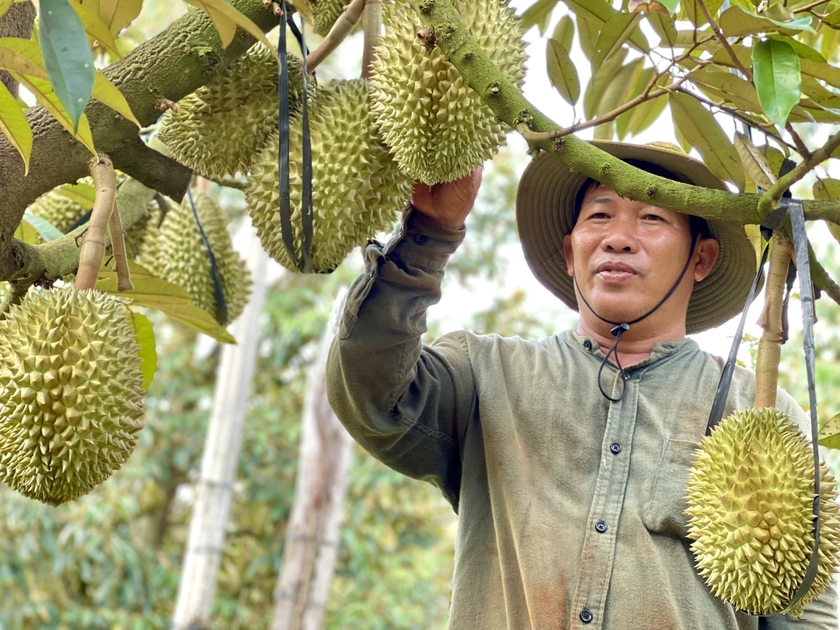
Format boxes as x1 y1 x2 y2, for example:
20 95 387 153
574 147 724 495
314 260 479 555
369 0 525 184
245 79 413 273
159 45 305 180
141 193 251 325
685 407 840 616
0 287 145 506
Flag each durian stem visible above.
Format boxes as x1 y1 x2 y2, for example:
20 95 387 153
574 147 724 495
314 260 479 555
306 0 366 71
361 0 382 79
75 156 117 292
108 200 134 292
755 234 794 408
0 284 26 319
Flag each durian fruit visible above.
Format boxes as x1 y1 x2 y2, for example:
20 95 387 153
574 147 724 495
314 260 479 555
0 287 145 506
28 184 89 235
313 0 349 36
685 407 840 616
141 192 251 325
159 45 305 180
369 0 525 184
245 79 413 273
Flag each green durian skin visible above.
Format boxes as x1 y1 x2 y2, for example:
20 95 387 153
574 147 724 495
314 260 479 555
142 193 252 325
313 0 348 36
685 406 840 616
159 45 305 180
245 79 413 273
369 0 525 184
0 287 145 506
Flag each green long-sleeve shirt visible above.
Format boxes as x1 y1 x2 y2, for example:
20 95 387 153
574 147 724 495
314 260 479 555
326 209 839 630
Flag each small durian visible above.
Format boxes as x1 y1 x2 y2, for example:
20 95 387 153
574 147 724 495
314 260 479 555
28 186 89 235
369 0 526 184
159 45 305 180
0 287 145 506
313 0 349 36
685 407 840 616
245 79 413 273
142 193 251 325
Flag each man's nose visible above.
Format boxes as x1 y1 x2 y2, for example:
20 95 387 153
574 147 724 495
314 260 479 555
602 218 639 252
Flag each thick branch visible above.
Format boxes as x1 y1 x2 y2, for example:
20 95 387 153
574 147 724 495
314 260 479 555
110 138 193 200
804 200 840 223
0 0 278 280
0 2 36 97
408 0 765 225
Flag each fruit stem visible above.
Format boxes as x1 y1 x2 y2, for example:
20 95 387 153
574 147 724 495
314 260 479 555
75 156 117 292
361 0 382 79
108 199 134 291
755 234 794 408
306 0 366 72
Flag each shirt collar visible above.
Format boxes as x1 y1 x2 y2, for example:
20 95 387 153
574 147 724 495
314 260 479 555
563 329 699 371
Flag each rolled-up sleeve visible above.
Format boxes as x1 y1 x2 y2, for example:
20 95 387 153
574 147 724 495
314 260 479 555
326 207 476 512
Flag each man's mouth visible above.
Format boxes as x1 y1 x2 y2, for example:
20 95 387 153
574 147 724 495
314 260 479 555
595 261 637 282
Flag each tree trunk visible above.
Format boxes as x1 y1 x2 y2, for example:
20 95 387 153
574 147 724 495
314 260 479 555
271 289 354 630
171 227 270 630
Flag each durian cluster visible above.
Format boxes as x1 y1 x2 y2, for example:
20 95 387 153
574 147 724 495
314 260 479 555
159 45 305 180
246 79 412 272
686 407 840 616
0 287 145 506
369 0 526 184
140 192 252 325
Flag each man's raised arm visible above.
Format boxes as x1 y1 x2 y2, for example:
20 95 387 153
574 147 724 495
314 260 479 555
325 171 482 511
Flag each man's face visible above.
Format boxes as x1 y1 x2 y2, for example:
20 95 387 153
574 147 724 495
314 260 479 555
562 182 718 326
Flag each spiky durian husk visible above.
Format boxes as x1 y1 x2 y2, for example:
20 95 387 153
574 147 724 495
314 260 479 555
159 45 305 180
245 79 413 273
0 287 145 506
313 0 348 36
144 193 251 325
686 407 840 616
28 187 88 235
369 0 525 184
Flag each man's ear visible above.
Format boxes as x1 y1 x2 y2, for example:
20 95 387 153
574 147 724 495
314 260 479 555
694 237 720 282
563 234 575 277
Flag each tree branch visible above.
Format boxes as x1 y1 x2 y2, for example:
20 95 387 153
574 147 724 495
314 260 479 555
407 0 765 225
810 242 840 305
697 0 752 80
0 2 36 97
110 138 193 200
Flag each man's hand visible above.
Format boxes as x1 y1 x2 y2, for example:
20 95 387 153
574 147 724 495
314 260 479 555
410 167 483 231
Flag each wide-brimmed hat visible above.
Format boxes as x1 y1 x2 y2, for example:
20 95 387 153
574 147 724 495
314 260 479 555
516 141 759 334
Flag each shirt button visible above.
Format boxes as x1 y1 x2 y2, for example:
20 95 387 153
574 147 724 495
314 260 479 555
610 443 622 455
414 234 429 245
580 609 593 624
623 372 631 381
583 340 592 350
595 520 607 533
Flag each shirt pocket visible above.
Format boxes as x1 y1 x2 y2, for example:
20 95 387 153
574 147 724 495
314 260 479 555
643 438 702 538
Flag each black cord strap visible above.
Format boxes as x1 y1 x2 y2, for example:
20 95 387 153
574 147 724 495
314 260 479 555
277 1 314 272
577 235 697 403
778 197 821 616
186 188 228 326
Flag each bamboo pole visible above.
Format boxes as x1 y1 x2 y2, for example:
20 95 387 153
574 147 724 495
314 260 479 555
270 289 354 630
75 156 117 291
755 235 794 408
171 226 271 630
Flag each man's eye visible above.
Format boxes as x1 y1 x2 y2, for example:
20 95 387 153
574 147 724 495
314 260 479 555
588 212 609 219
643 214 664 221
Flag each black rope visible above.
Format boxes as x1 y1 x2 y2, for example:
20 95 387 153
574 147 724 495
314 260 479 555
186 189 228 326
577 235 697 403
299 15 314 274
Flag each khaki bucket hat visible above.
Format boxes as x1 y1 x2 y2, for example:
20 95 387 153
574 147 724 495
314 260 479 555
516 141 760 334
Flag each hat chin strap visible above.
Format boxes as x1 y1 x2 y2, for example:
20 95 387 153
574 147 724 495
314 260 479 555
575 236 698 403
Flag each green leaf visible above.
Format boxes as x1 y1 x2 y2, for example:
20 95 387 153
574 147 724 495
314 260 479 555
39 0 95 131
583 48 628 119
689 67 764 115
95 269 236 344
92 71 140 126
647 12 677 46
799 58 840 90
87 0 144 36
813 178 840 200
0 0 12 20
0 79 32 174
657 0 679 11
22 213 64 241
519 0 556 34
182 0 272 50
546 39 580 106
719 5 816 37
58 181 96 209
591 12 643 68
618 93 668 138
13 216 38 244
669 91 746 190
818 413 840 449
564 0 650 52
551 14 574 51
614 66 656 138
734 132 776 190
768 34 825 63
752 39 801 128
682 0 724 27
577 14 600 61
68 0 122 60
131 311 156 390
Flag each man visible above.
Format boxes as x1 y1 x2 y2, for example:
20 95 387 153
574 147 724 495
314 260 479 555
326 141 838 629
